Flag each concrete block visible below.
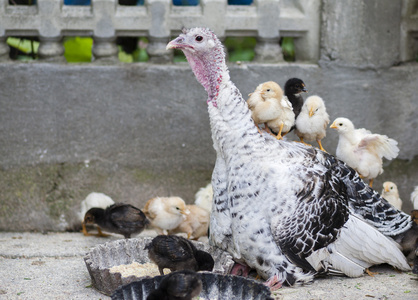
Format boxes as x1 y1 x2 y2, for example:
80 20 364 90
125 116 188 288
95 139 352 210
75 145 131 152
321 0 402 68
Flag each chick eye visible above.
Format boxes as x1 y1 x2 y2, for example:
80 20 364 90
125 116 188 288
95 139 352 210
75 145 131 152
339 123 343 126
176 207 180 210
195 36 203 42
266 89 271 92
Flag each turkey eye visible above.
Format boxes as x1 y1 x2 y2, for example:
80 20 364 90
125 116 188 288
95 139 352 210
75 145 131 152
195 36 203 42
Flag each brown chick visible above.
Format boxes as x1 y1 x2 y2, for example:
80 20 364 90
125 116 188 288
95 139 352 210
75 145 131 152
83 203 149 238
145 235 214 276
169 204 210 240
247 81 295 139
143 197 190 235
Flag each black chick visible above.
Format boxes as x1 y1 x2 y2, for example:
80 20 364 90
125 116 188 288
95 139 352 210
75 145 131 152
83 203 149 238
284 78 307 126
147 270 203 300
145 235 214 275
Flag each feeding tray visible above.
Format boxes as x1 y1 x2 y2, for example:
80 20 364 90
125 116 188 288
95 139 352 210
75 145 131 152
111 272 273 300
84 237 235 295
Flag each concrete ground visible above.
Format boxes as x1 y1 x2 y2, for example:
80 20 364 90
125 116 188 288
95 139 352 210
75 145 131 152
0 231 417 300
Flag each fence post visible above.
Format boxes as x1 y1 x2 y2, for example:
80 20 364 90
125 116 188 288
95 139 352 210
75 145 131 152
0 37 9 61
92 0 119 61
37 0 66 61
254 0 282 62
147 0 171 63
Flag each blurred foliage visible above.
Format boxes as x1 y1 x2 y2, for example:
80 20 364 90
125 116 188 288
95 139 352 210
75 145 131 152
6 35 296 63
281 37 295 62
7 37 39 61
224 37 257 62
63 37 93 62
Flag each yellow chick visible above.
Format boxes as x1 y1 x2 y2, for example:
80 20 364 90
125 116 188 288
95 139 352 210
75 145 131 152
143 197 190 235
295 95 330 152
169 204 210 240
381 181 402 210
194 183 213 212
330 117 399 188
247 81 295 139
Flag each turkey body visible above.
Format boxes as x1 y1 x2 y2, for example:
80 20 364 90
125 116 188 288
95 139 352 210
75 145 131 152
166 28 412 286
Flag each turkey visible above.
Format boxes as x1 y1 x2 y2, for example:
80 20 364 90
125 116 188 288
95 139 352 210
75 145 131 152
166 28 412 287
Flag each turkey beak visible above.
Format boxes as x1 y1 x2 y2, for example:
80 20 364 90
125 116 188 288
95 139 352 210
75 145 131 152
167 36 193 51
309 107 314 117
166 37 183 50
330 121 338 129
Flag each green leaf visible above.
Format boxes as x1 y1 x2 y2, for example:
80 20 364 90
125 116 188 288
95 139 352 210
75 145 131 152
7 37 39 54
118 46 133 63
63 37 93 63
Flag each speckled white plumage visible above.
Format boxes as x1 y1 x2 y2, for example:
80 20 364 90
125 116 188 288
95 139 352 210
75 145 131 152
167 28 411 286
295 95 329 151
330 117 399 183
381 181 403 210
411 186 418 210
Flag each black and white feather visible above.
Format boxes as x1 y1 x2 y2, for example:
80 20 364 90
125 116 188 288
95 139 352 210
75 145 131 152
166 28 412 287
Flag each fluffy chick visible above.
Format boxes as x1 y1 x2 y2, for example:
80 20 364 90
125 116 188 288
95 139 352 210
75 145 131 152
411 186 418 210
295 95 329 152
169 205 210 240
247 81 295 139
145 235 214 275
83 203 149 238
330 117 399 187
381 181 403 210
143 197 190 235
194 183 213 212
146 270 203 300
79 192 115 236
284 78 307 122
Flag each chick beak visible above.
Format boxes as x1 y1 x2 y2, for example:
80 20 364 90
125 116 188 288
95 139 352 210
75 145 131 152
301 85 308 93
309 107 314 117
330 121 338 129
181 208 191 215
384 186 390 193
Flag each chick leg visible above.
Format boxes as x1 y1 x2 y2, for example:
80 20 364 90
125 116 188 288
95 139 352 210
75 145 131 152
368 179 374 188
365 268 378 277
255 123 263 135
81 222 94 236
95 227 111 238
296 137 312 147
263 123 272 134
317 139 326 152
275 123 284 140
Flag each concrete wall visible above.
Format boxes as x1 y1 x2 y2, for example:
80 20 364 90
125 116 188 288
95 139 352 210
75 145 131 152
1 0 418 231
